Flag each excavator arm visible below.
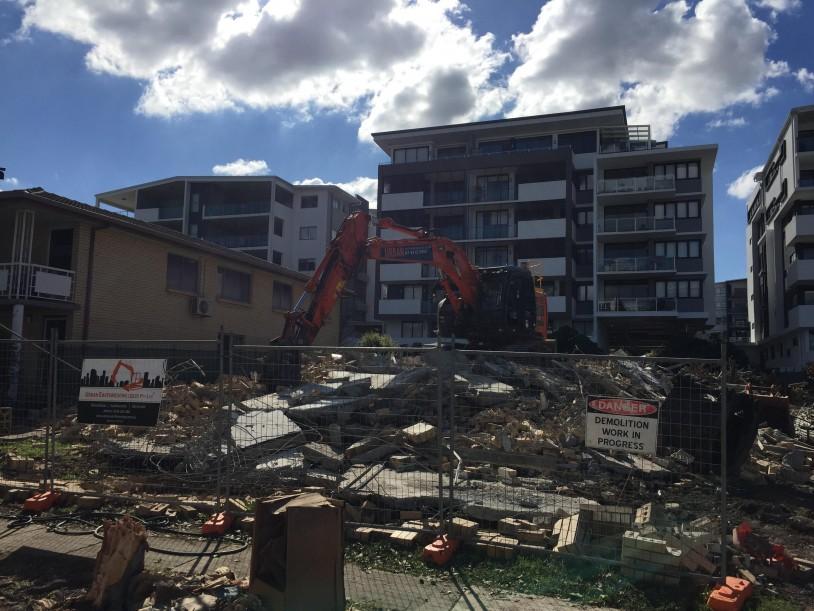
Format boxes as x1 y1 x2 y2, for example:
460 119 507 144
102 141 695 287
275 211 483 345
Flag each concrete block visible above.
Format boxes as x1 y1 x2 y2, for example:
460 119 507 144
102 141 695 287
553 513 589 553
390 529 419 547
402 422 436 445
449 517 479 540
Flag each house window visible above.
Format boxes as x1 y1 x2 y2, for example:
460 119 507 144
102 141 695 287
393 146 429 164
577 210 593 226
272 282 293 310
401 321 424 338
274 217 284 237
576 172 594 191
475 174 510 202
218 267 251 303
299 226 317 240
298 258 316 272
275 185 293 207
577 284 594 301
272 250 283 265
301 195 318 209
656 280 702 298
436 145 466 159
654 161 699 180
475 246 509 267
166 253 199 294
655 240 701 258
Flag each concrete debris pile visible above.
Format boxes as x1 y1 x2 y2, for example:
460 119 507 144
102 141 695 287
749 427 814 485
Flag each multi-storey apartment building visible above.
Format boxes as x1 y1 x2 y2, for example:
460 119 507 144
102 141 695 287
746 105 814 371
371 106 717 348
96 176 369 342
715 279 749 344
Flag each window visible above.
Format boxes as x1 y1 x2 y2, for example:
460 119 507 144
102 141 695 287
657 280 702 299
475 246 509 267
299 226 317 240
475 174 510 202
393 146 429 163
576 172 594 191
575 246 593 265
476 210 509 238
274 217 284 237
301 195 318 209
436 145 467 159
166 254 199 294
384 285 422 300
218 267 251 303
577 210 593 226
275 185 293 207
655 240 701 258
272 250 283 265
557 131 597 154
298 258 316 272
401 321 424 338
654 161 699 180
477 140 512 154
577 284 594 301
272 282 292 310
809 330 814 351
514 135 553 151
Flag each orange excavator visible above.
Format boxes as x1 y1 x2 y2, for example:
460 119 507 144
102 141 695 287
275 210 548 347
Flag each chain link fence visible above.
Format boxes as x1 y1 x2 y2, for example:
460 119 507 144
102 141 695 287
1 335 739 580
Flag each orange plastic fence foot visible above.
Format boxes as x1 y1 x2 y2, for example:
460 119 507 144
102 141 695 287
422 534 460 567
23 491 60 513
201 512 233 536
707 577 753 611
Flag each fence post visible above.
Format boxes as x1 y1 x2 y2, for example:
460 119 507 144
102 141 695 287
436 346 445 530
448 343 456 515
216 328 224 511
224 339 234 508
720 338 728 578
48 328 58 492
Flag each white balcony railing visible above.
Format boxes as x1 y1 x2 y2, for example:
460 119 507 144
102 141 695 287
0 262 75 301
597 175 675 195
598 297 677 313
599 256 676 273
599 216 675 233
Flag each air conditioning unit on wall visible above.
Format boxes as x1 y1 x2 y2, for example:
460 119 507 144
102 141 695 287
191 296 213 317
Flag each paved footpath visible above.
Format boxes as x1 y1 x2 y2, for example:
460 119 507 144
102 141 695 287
0 518 613 610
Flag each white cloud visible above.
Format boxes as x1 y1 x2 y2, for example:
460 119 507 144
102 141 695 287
19 0 506 138
754 0 801 13
727 165 763 199
796 68 814 92
706 115 747 129
0 176 20 191
296 176 378 206
507 0 787 139
211 158 269 176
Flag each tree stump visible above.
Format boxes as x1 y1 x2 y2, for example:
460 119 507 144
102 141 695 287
87 516 148 610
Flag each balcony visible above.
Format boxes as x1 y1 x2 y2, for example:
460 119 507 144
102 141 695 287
517 257 566 276
517 218 566 239
0 263 75 302
471 225 515 240
597 175 676 202
597 297 677 315
598 256 675 274
517 180 567 201
789 304 814 328
785 213 814 247
598 216 675 234
431 225 466 240
203 201 270 217
785 259 814 288
378 299 434 315
474 185 511 203
382 191 424 211
205 234 268 248
135 206 184 221
380 263 424 282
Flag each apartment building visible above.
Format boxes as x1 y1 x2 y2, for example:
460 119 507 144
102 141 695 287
95 176 369 341
371 106 717 348
746 105 814 371
714 279 749 344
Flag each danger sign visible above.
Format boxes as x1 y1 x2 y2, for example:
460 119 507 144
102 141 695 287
585 396 659 455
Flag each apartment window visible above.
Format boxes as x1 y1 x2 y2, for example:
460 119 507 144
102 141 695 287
475 246 509 267
577 283 594 301
557 131 597 154
272 281 293 310
809 330 814 351
273 217 284 237
434 180 466 205
384 285 422 300
301 195 318 209
393 146 429 164
475 174 510 202
576 171 594 191
401 321 424 338
299 226 317 240
655 240 701 258
166 254 199 294
272 250 283 265
476 210 510 238
654 161 699 180
657 201 700 219
275 185 294 207
298 258 316 272
436 145 467 159
575 246 593 265
514 135 553 151
218 267 251 303
478 140 512 154
577 210 593 226
657 280 701 298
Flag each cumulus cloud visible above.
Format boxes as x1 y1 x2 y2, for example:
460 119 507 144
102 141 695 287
19 0 506 137
507 0 787 138
296 176 378 206
754 0 801 13
796 68 814 92
727 165 763 199
0 176 20 191
212 158 269 176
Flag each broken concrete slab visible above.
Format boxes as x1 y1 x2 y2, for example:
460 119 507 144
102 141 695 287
301 442 343 471
255 448 306 476
287 396 371 423
287 383 341 406
229 409 303 452
402 422 436 445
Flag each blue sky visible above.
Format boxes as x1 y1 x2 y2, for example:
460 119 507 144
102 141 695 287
1 0 813 282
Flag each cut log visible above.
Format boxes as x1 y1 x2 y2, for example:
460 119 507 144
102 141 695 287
87 516 148 609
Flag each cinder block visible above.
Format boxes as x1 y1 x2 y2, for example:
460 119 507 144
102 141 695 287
553 513 589 553
390 529 419 546
449 517 479 540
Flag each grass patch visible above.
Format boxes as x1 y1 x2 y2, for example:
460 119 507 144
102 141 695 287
744 593 802 611
1 438 74 459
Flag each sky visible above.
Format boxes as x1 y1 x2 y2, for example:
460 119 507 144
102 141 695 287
1 0 813 282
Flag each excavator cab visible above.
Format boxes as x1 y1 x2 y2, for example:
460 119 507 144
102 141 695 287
438 266 539 346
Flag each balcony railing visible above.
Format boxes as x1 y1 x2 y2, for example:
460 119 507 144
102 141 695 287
473 225 514 239
0 262 75 301
599 256 675 273
474 186 512 202
203 201 271 216
158 206 184 219
431 226 466 240
597 175 675 194
599 216 675 233
598 297 677 312
205 234 268 248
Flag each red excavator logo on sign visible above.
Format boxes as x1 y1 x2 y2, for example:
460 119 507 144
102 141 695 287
109 360 143 391
588 397 657 417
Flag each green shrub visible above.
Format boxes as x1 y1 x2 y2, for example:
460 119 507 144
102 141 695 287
358 331 396 348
